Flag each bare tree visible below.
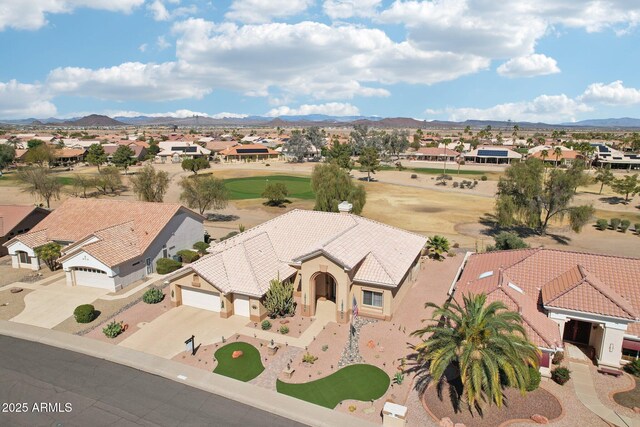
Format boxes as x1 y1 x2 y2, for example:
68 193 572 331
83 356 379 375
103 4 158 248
17 167 61 208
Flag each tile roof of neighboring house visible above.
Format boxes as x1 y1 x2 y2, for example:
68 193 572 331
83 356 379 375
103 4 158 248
530 150 580 160
52 148 86 158
0 205 45 236
415 147 459 156
205 140 239 152
5 198 202 268
183 210 427 297
219 144 279 156
455 248 640 346
465 146 523 159
103 144 146 157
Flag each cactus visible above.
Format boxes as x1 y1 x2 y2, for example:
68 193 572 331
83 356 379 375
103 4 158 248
264 277 296 318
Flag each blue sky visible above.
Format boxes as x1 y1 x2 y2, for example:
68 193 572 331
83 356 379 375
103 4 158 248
1 0 640 122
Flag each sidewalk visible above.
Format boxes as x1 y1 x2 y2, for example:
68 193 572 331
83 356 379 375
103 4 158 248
0 319 376 427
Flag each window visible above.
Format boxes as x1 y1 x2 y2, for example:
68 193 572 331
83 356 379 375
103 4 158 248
623 348 639 361
362 290 383 308
18 252 29 264
71 267 106 274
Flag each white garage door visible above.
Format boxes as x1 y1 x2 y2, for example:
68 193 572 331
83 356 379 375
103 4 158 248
233 294 250 317
72 268 114 290
181 287 221 312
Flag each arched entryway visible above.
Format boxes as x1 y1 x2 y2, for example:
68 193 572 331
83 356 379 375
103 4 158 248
313 272 336 302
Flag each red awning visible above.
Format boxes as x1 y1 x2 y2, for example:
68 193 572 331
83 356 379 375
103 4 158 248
623 339 640 352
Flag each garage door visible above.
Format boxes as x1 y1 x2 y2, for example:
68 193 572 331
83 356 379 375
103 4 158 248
233 294 250 317
72 267 114 290
181 287 221 312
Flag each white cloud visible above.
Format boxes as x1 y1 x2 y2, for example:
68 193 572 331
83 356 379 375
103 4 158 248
107 109 248 118
148 0 170 21
430 94 592 123
266 102 360 117
0 80 56 119
323 0 381 19
0 0 143 31
497 54 560 78
225 0 313 24
138 43 148 52
579 80 640 105
157 36 171 50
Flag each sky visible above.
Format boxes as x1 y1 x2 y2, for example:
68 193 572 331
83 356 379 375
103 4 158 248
1 0 640 123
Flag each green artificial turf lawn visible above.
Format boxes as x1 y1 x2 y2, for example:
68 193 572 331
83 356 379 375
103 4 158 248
276 364 390 408
213 342 265 382
224 175 314 200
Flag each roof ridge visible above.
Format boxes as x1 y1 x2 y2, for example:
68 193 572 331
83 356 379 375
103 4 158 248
211 209 302 249
580 267 638 318
499 286 557 348
368 251 394 283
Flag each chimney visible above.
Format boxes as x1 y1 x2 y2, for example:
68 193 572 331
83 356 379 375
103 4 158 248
338 201 353 214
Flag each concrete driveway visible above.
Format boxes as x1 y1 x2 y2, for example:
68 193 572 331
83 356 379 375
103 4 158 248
118 306 248 359
10 279 108 328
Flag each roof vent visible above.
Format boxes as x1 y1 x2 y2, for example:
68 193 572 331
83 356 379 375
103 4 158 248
508 282 524 294
338 201 353 214
478 271 493 279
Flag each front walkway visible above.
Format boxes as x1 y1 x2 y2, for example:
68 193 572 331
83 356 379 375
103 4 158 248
566 344 637 427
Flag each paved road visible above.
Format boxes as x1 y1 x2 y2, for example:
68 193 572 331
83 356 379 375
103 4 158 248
0 335 306 427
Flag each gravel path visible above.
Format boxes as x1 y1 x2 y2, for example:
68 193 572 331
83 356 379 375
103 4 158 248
251 346 302 390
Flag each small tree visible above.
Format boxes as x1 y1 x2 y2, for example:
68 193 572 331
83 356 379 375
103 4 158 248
610 218 621 231
179 175 228 215
486 231 529 251
85 143 107 170
17 167 61 208
426 235 450 260
594 166 614 195
181 157 209 175
611 174 639 202
595 219 609 230
34 242 62 271
311 163 366 214
262 182 289 206
325 139 353 171
72 174 96 198
112 145 135 173
263 277 295 318
358 146 380 181
284 130 311 162
129 165 169 202
620 219 631 233
0 144 16 174
24 143 54 166
95 166 122 194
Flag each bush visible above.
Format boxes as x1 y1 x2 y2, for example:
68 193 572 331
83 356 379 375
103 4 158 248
193 241 210 253
261 320 272 330
453 181 459 188
73 304 95 323
177 249 200 263
394 372 405 385
219 231 239 241
552 351 564 365
526 366 542 391
551 367 571 385
142 287 164 304
487 231 529 251
302 353 318 364
480 175 488 181
103 320 123 338
620 219 631 233
610 218 621 231
410 174 417 179
636 223 640 235
624 359 640 377
264 278 296 318
156 258 182 274
322 344 329 351
279 325 290 334
596 219 609 230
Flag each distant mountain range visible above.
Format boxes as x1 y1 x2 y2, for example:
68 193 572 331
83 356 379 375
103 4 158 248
2 114 640 129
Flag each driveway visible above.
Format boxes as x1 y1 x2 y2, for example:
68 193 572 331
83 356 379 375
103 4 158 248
10 279 108 328
118 306 248 359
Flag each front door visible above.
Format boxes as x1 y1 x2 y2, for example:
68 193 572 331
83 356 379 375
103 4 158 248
564 319 592 345
146 257 153 274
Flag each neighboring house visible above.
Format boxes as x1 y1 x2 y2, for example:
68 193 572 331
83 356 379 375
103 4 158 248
167 205 426 322
3 199 204 291
451 248 640 371
205 140 239 157
529 149 582 166
591 143 640 170
463 146 522 164
157 141 211 163
403 147 459 162
51 148 87 166
0 205 50 257
218 144 280 162
103 144 148 162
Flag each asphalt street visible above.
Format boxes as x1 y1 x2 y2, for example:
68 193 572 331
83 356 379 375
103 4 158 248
0 335 306 427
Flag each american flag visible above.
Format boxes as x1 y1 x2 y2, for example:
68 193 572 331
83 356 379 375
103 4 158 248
352 295 358 320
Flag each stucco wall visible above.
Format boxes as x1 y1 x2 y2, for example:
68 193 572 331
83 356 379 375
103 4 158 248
299 254 351 322
6 240 40 270
0 209 50 257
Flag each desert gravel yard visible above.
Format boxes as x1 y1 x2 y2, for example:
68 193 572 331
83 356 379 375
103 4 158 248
0 288 33 320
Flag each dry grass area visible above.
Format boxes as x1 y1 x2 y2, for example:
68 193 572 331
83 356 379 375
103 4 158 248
0 288 33 320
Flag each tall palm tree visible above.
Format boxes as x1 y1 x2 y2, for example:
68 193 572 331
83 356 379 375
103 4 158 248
426 235 450 260
411 293 540 411
553 146 563 167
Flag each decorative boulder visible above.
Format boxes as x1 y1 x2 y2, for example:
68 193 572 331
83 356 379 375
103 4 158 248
439 417 454 427
367 340 375 349
10 287 23 294
531 414 549 424
231 350 243 359
633 407 640 414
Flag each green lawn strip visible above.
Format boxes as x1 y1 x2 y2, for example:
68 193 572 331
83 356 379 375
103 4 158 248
276 364 390 408
380 165 488 176
213 342 265 382
55 176 76 186
223 175 315 200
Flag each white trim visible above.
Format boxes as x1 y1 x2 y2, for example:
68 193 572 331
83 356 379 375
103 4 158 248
448 251 472 295
546 306 634 327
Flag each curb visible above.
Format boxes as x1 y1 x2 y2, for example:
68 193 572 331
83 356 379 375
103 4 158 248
0 320 377 427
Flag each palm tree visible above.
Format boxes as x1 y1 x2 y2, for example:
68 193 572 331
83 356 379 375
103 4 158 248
411 293 540 411
553 146 563 167
426 235 450 260
595 166 614 194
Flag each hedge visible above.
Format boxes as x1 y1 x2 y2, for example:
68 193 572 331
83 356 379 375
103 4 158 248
156 258 182 274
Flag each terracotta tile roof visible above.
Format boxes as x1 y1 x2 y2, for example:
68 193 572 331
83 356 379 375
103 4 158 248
415 147 459 156
8 198 202 267
531 150 581 160
52 148 86 158
186 209 426 296
219 144 279 156
206 140 238 152
0 205 44 236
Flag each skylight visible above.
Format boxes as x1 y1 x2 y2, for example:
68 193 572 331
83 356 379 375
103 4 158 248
508 282 524 294
478 271 493 279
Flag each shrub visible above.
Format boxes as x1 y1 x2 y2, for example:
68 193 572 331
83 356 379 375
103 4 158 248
526 366 542 391
453 182 459 188
219 231 239 241
261 320 272 330
279 325 290 335
302 353 318 364
193 241 210 253
348 405 357 412
177 249 200 263
142 287 164 304
552 351 564 365
481 175 488 181
551 367 571 385
624 359 640 377
73 304 95 323
620 219 631 233
394 372 405 385
636 223 640 235
447 250 456 257
610 218 621 231
596 219 609 230
156 258 182 274
103 320 123 338
487 231 529 251
264 278 295 318
322 345 329 351
265 163 270 167
410 174 417 179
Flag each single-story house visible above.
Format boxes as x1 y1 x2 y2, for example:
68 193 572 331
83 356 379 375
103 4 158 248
452 248 640 371
591 143 640 170
403 147 459 162
167 204 426 322
103 144 148 162
528 146 582 166
463 146 522 164
3 199 204 291
0 205 51 257
51 148 87 166
157 141 211 163
219 144 280 162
